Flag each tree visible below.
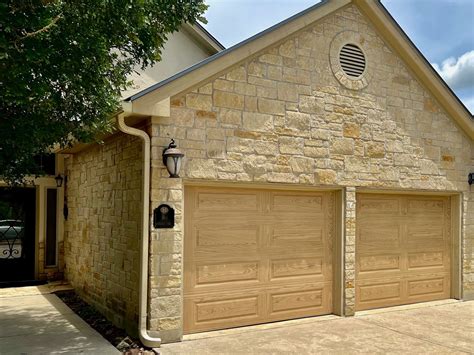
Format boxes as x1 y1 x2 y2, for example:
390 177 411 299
0 0 207 184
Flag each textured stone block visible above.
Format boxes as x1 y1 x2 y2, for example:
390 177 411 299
299 95 324 114
255 141 278 155
213 91 244 110
279 39 296 58
279 137 304 154
226 66 247 82
286 111 310 131
365 142 385 158
185 159 217 179
315 169 337 184
331 138 354 155
234 82 256 96
242 112 274 132
343 122 360 138
277 82 298 102
268 172 299 183
304 146 328 158
213 79 234 92
289 156 314 173
258 98 285 115
267 65 283 80
227 137 255 153
219 109 242 125
186 93 212 111
248 61 266 77
259 53 283 65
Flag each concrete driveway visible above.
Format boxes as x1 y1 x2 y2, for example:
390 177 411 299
0 289 119 354
160 300 474 354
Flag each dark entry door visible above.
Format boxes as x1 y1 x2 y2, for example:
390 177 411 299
0 188 36 284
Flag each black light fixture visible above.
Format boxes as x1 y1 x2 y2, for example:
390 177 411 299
55 174 64 187
162 139 184 178
469 173 474 185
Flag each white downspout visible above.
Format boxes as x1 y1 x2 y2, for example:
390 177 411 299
116 113 161 348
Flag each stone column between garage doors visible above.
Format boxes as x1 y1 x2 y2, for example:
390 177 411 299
344 186 356 316
148 125 185 343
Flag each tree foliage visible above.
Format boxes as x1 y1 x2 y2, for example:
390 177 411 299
0 0 207 183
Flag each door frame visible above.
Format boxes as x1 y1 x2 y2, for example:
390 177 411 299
355 188 463 303
35 177 64 277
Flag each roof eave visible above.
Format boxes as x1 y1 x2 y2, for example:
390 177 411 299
182 22 225 53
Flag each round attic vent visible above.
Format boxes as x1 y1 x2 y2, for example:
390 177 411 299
339 43 366 78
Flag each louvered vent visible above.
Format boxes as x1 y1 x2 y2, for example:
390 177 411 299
339 44 366 78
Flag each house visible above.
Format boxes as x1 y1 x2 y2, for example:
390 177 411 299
5 0 473 347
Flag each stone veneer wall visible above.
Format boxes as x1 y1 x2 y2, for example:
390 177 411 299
465 188 474 299
344 187 357 314
64 133 142 334
147 4 473 342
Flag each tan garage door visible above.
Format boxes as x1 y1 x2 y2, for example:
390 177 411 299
356 194 451 311
184 186 335 333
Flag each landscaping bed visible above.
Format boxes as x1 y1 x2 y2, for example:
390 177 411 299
56 291 156 354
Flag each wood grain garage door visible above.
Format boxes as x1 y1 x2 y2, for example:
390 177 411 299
184 186 335 333
356 194 451 311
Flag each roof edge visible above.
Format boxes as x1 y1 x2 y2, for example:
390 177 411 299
182 22 225 53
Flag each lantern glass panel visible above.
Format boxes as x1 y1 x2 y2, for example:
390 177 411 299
166 156 182 177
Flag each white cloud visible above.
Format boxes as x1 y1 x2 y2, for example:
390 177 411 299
432 50 474 90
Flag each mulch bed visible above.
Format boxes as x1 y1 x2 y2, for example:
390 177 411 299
56 291 157 354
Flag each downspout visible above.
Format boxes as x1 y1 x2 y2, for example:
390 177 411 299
116 113 162 348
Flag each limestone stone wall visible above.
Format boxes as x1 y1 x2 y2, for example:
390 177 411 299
148 4 473 341
64 133 142 334
464 188 474 299
344 187 356 315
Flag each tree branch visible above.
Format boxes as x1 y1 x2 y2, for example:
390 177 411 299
19 14 62 40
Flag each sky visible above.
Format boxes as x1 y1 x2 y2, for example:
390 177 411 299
201 0 474 114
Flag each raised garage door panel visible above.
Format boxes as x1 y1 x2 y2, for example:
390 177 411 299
184 186 334 333
356 194 451 311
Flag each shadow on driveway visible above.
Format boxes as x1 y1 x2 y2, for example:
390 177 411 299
0 292 119 354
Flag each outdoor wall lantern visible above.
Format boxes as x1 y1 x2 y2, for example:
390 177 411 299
162 139 184 178
469 172 474 185
55 174 64 187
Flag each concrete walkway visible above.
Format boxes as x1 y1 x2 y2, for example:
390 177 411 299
161 300 474 354
0 291 119 354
